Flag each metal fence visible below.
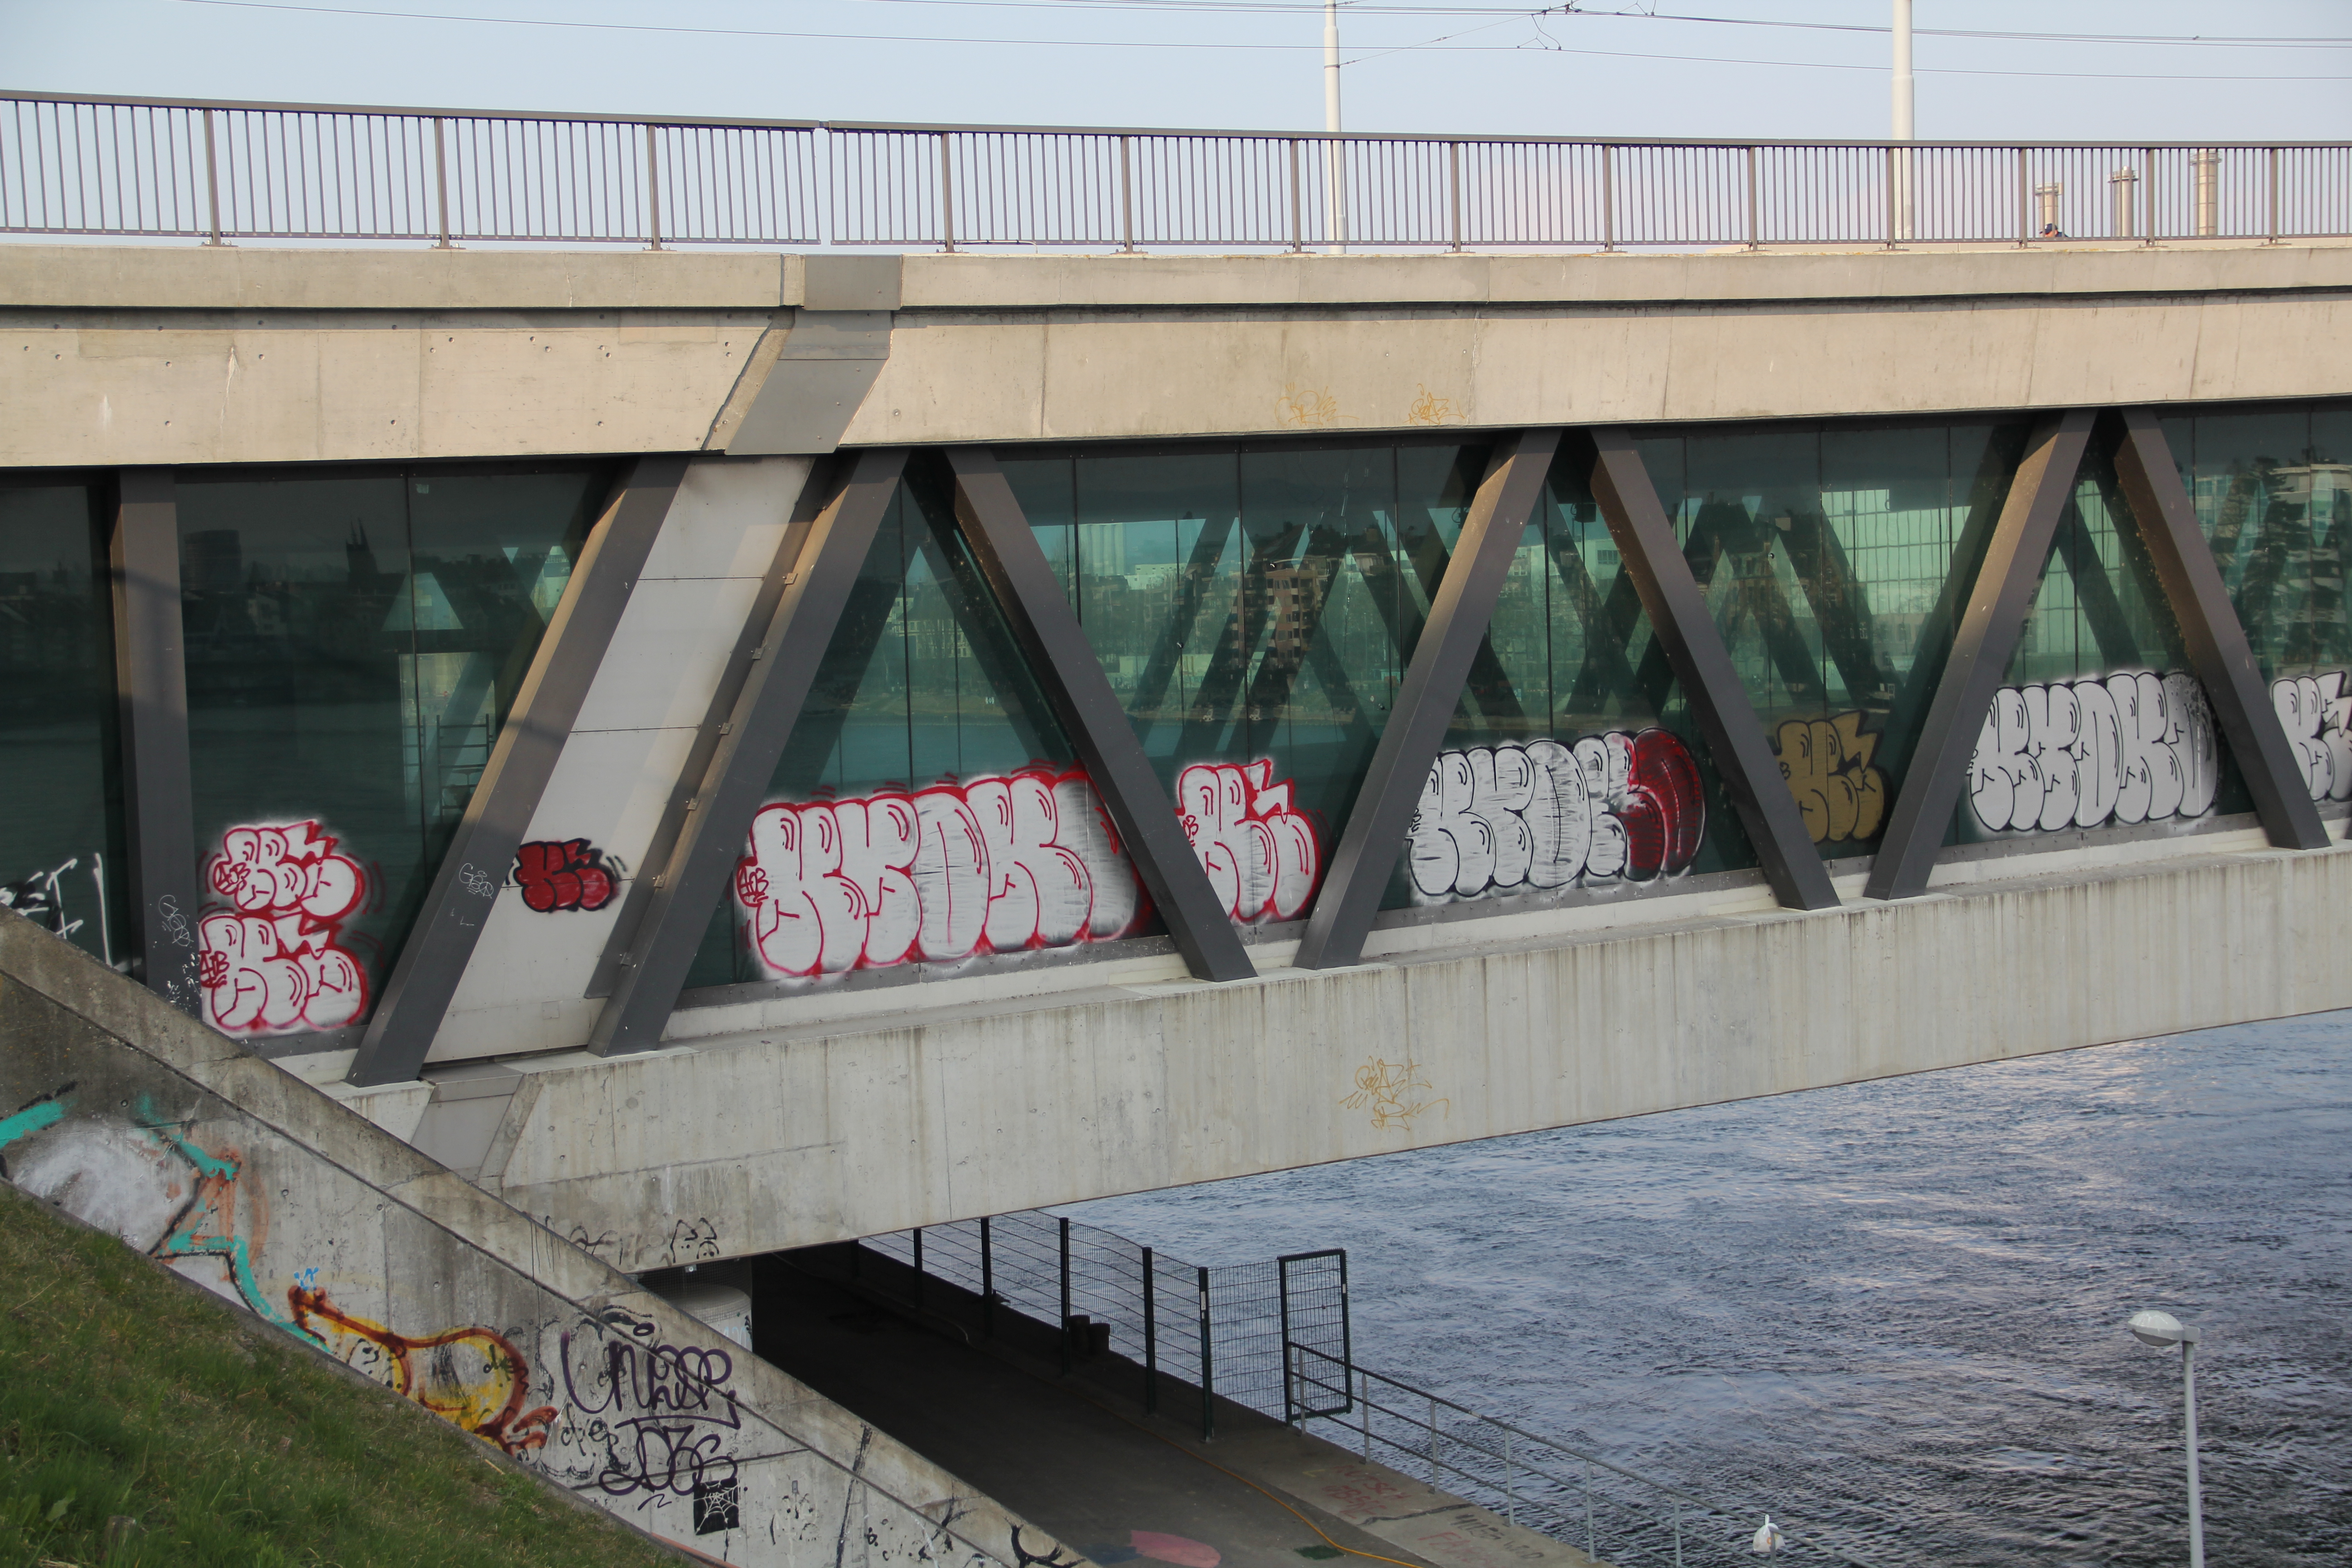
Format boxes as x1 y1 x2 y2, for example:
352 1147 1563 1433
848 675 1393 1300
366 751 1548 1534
1285 1344 1884 1568
857 1210 1329 1435
5 92 2348 251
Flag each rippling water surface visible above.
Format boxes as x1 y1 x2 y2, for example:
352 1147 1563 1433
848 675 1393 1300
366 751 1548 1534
1065 1017 2352 1566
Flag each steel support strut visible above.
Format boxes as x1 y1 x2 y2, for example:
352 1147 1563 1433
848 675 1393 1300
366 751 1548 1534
945 448 1256 982
1583 429 1842 911
109 469 202 1015
1864 410 2097 901
2106 408 2330 851
1293 428 1563 971
589 449 911 1055
348 457 686 1085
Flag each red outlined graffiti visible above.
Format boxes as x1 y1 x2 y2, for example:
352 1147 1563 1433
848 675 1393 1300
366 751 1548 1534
1408 730 1705 904
197 821 369 1035
515 839 618 913
1175 760 1322 922
735 765 1147 978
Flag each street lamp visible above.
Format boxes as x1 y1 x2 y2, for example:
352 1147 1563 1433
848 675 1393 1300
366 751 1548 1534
2126 1308 2205 1568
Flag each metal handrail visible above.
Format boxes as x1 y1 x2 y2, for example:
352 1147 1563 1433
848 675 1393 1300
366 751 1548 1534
1286 1342 1886 1568
6 90 2348 251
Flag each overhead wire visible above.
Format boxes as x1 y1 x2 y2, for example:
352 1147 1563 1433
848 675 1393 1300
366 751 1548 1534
162 0 2352 82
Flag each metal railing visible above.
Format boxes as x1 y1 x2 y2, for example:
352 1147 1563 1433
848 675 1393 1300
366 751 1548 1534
1286 1342 1883 1568
22 93 2340 253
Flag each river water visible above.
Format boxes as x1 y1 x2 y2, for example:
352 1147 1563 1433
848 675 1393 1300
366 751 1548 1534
1064 1015 2352 1567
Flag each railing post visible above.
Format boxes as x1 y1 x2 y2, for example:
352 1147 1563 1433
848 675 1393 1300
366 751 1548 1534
1196 1265 1215 1441
1429 1392 1441 1484
1283 1341 1296 1428
1058 1215 1072 1374
1584 1457 1596 1561
1504 1429 1515 1526
1600 142 1615 251
911 1225 924 1309
1744 143 1759 249
1672 1497 1684 1568
980 1217 995 1338
200 107 225 246
1447 139 1462 253
2016 145 2030 246
643 122 663 250
1884 143 1897 248
2143 146 2157 244
1119 133 1135 253
1360 1367 1371 1459
1288 137 1303 253
431 115 452 248
1142 1245 1157 1412
2266 145 2280 242
938 130 956 253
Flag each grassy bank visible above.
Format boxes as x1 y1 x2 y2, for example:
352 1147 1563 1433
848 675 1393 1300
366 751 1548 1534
0 1181 678 1568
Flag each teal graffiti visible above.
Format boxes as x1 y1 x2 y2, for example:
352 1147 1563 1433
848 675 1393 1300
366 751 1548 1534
132 1095 318 1346
0 1094 69 1150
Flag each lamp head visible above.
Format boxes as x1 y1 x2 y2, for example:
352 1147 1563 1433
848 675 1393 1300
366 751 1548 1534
2127 1308 2198 1348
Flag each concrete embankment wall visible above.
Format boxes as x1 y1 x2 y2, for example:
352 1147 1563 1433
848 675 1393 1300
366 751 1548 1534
0 906 1078 1568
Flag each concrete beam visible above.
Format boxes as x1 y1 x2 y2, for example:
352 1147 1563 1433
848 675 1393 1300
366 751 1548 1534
452 826 2352 1271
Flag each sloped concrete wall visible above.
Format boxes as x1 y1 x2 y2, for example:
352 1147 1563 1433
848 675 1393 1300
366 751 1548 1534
0 906 1082 1568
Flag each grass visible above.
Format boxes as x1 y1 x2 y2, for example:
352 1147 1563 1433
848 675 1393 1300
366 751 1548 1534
0 1181 681 1568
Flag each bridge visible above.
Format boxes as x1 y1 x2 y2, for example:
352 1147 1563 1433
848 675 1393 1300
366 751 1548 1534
4 96 2352 1277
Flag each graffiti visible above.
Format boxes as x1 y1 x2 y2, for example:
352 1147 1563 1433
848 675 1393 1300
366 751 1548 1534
1275 384 1347 429
197 820 369 1035
1968 672 2220 834
0 853 109 961
456 861 498 899
1176 760 1322 923
1774 712 1889 847
1406 385 1460 426
735 766 1144 978
515 838 619 913
664 1216 723 1267
0 1093 308 1340
289 1285 557 1456
1407 730 1704 904
2272 670 2352 804
554 1305 743 1510
693 1475 740 1536
1341 1057 1447 1132
1013 1527 1084 1568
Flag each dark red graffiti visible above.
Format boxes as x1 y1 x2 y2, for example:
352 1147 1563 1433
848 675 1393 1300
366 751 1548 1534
1618 728 1705 878
515 839 617 913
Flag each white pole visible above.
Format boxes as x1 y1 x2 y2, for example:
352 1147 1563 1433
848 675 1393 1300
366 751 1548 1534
2183 1339 2206 1568
1324 0 1344 252
1891 0 1915 239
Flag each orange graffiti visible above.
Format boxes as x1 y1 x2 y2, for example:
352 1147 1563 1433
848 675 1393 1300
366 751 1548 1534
289 1286 556 1456
1774 711 1888 847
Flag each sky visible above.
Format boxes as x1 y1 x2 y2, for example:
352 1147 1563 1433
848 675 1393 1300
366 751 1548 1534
5 0 2350 145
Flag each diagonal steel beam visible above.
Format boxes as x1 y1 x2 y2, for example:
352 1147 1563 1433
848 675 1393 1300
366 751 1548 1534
1586 430 1841 912
588 448 912 1056
2107 407 2330 851
946 447 1256 983
109 468 203 1016
348 456 685 1086
1291 429 1562 972
1864 410 2097 901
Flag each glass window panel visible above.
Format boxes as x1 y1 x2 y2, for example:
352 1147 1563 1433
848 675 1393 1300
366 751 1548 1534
1645 420 2025 860
0 481 127 967
178 465 604 1040
690 468 1088 990
1975 441 2248 840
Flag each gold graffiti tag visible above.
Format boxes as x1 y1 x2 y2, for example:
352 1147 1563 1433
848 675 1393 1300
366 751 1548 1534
1406 385 1460 426
1774 710 1888 846
1342 1057 1448 1131
1276 384 1346 428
